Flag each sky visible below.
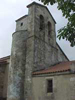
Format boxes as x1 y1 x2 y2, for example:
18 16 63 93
0 0 75 61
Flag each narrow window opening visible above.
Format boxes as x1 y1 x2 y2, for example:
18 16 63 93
48 21 51 37
21 22 23 26
47 79 53 93
39 15 44 30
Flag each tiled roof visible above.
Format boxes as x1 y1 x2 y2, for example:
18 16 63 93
33 61 75 75
0 55 75 74
0 56 10 64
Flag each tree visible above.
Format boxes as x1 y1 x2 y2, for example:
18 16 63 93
39 0 75 47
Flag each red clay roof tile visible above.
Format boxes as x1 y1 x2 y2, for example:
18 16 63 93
0 56 10 64
33 61 75 75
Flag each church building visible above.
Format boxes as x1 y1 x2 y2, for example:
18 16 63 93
0 2 75 100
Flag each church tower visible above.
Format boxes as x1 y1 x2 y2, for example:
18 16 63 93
27 2 58 71
7 2 59 100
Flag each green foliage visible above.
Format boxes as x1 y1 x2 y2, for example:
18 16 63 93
39 0 75 47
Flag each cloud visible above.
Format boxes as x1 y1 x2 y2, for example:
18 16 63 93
6 0 17 4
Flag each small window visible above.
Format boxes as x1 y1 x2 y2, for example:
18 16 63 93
39 15 44 30
47 79 53 93
21 22 23 26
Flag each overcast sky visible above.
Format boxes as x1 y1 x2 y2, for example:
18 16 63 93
0 0 75 61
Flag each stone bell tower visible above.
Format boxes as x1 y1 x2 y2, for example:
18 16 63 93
28 2 58 71
7 2 58 100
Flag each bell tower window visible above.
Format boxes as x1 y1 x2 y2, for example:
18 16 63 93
48 21 51 37
39 15 44 30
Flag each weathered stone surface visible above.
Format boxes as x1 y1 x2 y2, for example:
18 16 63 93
0 64 5 97
7 30 28 100
3 63 9 99
7 2 69 100
56 44 68 62
16 15 28 31
33 73 75 100
0 63 9 99
24 36 34 100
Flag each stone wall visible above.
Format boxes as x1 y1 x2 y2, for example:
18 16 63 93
33 73 75 100
6 2 69 100
56 44 69 62
29 3 68 71
7 30 28 100
0 63 9 99
16 15 28 31
33 3 56 47
15 3 68 72
0 64 5 97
